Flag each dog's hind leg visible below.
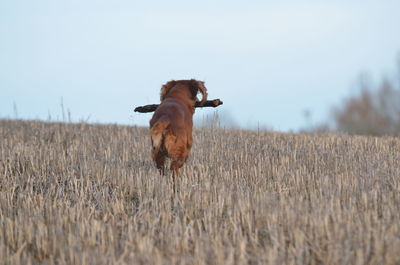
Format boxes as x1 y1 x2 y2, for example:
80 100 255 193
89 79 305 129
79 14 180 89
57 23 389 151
156 154 166 175
156 155 166 176
170 157 186 192
170 158 185 194
152 148 166 175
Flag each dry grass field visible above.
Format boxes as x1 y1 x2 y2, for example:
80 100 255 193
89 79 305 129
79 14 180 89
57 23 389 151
0 119 399 265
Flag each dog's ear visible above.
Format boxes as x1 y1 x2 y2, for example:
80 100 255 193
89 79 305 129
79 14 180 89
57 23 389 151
160 80 177 101
189 80 208 106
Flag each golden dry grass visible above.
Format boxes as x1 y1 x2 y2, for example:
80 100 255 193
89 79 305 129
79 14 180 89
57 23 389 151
0 119 399 265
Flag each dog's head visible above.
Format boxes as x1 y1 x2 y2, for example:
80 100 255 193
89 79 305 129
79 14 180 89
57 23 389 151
160 79 208 106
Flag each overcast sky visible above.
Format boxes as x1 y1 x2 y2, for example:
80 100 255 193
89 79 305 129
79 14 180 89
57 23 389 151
1 0 400 131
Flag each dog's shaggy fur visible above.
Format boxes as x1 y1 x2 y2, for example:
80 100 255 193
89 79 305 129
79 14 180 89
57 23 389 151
150 79 207 180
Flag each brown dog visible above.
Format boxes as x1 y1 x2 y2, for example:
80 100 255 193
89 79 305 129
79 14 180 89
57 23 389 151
150 79 207 181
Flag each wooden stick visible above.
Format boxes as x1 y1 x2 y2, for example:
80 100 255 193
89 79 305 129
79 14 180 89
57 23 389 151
134 99 223 113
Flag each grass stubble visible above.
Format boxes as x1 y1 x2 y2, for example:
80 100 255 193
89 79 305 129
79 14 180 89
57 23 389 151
0 119 399 265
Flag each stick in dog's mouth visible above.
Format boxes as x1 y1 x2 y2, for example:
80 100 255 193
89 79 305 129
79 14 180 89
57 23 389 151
134 99 223 113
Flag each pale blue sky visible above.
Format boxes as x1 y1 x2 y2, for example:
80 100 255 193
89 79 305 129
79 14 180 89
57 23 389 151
1 0 400 131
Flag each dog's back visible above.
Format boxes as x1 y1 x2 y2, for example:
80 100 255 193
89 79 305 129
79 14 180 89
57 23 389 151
150 98 191 172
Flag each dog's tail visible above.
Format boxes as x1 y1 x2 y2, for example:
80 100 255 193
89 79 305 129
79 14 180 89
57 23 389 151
151 116 170 152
